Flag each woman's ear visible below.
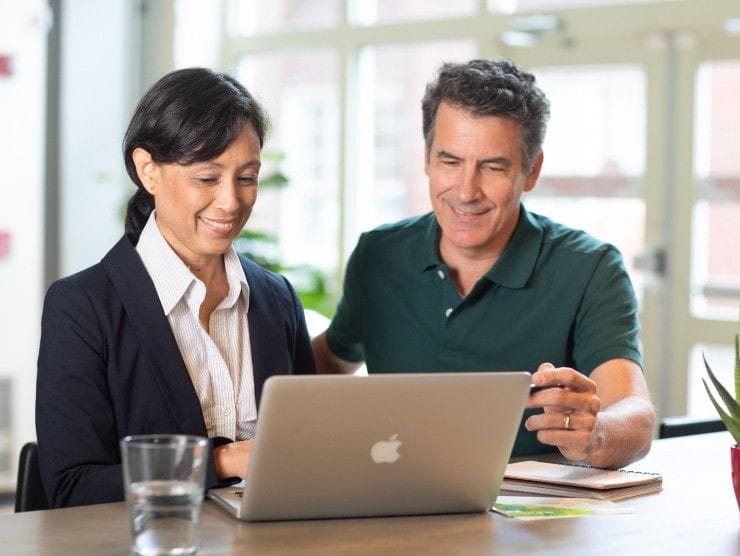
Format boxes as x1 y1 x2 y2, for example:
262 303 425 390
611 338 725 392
131 147 159 194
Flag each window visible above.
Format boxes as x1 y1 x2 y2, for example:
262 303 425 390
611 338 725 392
353 0 477 25
489 0 673 13
526 65 647 300
236 50 341 274
692 61 740 320
350 40 475 243
227 0 340 35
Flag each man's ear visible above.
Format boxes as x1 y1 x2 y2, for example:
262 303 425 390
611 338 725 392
131 147 159 194
523 151 544 193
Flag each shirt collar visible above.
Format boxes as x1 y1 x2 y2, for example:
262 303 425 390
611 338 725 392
414 204 543 289
413 212 443 273
222 247 250 312
483 204 543 289
136 211 250 315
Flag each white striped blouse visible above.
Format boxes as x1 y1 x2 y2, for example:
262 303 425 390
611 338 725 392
136 211 257 441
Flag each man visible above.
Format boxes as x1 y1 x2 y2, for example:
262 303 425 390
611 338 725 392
313 59 655 469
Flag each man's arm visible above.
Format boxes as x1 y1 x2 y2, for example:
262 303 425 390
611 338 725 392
525 358 655 469
312 331 363 374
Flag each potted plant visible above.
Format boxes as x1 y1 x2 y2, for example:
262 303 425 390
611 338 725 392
702 330 740 509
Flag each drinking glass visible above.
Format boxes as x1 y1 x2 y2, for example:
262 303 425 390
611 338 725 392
120 435 209 556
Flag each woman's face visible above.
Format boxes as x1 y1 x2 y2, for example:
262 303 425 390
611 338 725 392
134 125 261 269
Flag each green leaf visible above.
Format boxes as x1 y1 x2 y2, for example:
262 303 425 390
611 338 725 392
703 352 740 420
262 149 286 162
260 172 289 188
702 379 740 444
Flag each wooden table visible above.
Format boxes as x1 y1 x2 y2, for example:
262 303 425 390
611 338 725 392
1 432 737 555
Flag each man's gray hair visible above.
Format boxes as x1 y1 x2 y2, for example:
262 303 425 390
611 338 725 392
421 58 550 171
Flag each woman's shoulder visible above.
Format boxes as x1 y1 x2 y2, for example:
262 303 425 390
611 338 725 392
46 236 136 303
237 254 292 293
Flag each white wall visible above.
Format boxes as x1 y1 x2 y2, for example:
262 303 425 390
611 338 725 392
0 0 48 487
0 0 139 488
59 0 139 276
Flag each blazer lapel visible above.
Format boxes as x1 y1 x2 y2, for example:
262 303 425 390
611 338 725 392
102 236 208 436
241 257 289 407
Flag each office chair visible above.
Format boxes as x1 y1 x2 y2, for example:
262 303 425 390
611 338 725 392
14 442 49 512
658 416 726 439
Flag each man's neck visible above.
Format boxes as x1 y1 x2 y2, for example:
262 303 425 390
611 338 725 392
438 245 499 297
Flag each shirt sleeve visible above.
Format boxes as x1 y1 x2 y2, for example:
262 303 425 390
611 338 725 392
573 244 643 375
326 235 367 363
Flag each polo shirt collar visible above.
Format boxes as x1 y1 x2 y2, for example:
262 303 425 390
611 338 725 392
413 205 543 289
413 212 443 273
484 204 543 289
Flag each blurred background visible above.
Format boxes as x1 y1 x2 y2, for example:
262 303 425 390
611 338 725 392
0 0 738 499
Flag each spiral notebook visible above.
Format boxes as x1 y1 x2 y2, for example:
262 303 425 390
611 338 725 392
502 461 662 501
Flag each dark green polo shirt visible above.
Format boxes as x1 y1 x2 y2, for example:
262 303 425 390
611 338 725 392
327 205 642 457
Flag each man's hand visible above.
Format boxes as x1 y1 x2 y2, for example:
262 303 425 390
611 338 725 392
525 362 603 461
524 359 655 468
213 440 253 480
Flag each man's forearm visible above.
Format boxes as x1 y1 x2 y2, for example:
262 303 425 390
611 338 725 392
584 395 656 469
311 331 362 374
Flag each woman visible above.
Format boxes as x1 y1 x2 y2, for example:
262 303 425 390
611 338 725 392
36 68 316 508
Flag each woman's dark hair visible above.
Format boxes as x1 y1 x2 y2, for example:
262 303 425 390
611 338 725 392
123 67 268 238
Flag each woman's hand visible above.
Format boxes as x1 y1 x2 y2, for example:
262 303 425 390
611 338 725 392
213 439 253 480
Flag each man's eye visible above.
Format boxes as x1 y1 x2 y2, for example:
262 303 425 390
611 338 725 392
238 175 258 185
441 159 459 166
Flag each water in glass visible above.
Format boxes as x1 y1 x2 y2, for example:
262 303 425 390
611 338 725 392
127 480 203 556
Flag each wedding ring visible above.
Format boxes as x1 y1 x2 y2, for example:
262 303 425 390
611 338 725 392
563 413 571 430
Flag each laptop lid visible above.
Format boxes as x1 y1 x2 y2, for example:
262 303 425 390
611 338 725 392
210 372 530 521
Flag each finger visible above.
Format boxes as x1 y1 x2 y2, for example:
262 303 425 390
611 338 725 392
532 366 596 393
526 411 597 432
535 429 592 461
525 412 572 431
529 388 602 414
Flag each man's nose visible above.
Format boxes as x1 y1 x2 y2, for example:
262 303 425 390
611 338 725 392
457 165 480 202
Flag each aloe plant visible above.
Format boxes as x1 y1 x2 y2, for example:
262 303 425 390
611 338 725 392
701 333 740 445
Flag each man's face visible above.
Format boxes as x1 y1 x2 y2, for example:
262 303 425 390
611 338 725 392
425 102 542 264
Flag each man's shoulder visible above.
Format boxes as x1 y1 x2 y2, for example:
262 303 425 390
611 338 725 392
530 210 615 259
359 213 435 248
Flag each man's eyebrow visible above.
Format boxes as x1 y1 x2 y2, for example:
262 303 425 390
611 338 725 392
436 150 512 167
479 156 511 167
436 150 462 160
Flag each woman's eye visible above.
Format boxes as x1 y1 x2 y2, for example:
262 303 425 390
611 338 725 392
239 175 258 185
195 176 218 185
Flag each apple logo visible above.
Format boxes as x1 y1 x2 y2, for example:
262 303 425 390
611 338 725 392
370 434 402 464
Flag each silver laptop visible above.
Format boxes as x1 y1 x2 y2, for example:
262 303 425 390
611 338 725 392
207 372 530 521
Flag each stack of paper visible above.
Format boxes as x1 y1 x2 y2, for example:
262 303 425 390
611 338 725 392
492 496 635 520
501 461 662 501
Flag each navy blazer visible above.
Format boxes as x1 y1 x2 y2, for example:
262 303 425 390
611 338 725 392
36 234 316 508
